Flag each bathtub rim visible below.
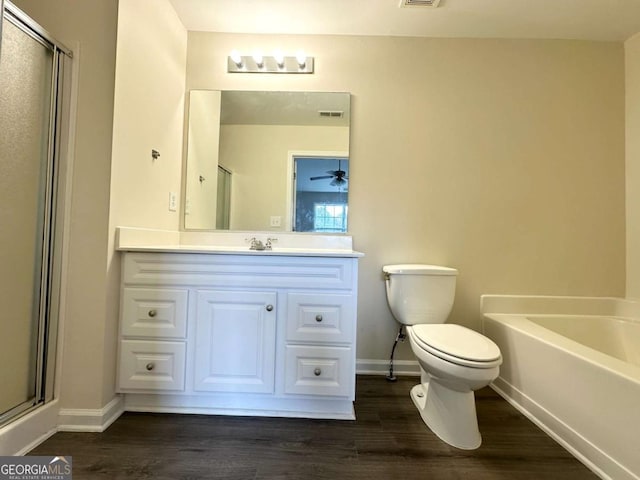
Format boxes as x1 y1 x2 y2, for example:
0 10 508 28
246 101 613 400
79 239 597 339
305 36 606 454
480 294 640 319
482 313 640 385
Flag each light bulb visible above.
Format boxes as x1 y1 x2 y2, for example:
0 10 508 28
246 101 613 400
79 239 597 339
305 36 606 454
274 50 285 68
252 51 264 68
296 50 307 69
230 50 243 68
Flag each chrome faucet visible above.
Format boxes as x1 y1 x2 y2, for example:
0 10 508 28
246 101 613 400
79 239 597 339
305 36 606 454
265 238 278 250
248 238 265 251
247 237 278 251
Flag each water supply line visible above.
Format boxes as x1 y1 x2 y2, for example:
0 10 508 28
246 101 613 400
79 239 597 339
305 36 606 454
386 325 406 382
383 269 406 381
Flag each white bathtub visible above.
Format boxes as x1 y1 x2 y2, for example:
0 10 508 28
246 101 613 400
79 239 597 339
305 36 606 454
480 295 640 480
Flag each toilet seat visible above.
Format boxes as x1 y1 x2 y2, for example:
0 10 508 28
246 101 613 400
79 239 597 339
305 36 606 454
410 324 502 368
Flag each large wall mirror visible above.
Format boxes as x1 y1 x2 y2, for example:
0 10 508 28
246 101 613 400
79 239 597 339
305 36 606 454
184 90 351 233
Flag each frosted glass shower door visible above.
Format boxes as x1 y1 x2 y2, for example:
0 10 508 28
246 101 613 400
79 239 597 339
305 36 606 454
0 15 54 420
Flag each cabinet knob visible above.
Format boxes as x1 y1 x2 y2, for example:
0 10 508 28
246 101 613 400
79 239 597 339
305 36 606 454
148 309 157 318
145 363 155 371
314 368 322 376
266 304 274 312
315 314 323 322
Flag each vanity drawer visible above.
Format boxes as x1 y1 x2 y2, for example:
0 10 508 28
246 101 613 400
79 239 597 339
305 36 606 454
121 288 188 338
286 293 354 344
284 345 352 397
118 340 186 391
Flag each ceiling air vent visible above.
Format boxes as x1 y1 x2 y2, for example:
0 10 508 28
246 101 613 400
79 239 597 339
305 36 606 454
399 0 441 7
318 110 344 118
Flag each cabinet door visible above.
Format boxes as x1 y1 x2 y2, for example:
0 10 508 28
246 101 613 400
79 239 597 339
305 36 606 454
194 290 276 393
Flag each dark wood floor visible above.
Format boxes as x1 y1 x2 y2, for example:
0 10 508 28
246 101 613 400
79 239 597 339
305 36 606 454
29 376 598 479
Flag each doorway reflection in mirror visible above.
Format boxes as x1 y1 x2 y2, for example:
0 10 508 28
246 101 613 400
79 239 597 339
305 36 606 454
293 156 348 232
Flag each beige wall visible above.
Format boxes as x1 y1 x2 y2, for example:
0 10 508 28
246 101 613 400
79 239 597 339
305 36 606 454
219 124 349 231
10 0 119 407
188 33 626 360
626 33 640 299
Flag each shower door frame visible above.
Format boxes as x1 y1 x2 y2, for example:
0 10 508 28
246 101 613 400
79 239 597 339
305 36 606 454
0 0 72 427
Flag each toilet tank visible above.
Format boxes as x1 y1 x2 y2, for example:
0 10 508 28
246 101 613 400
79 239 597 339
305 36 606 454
383 264 458 325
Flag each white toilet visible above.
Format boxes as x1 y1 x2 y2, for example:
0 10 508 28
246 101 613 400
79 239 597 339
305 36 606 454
383 264 502 450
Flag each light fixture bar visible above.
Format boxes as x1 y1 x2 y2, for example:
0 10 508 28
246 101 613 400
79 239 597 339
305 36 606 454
227 55 314 74
399 0 441 7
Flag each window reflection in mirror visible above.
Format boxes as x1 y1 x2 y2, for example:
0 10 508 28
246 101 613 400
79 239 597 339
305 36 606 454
184 90 350 232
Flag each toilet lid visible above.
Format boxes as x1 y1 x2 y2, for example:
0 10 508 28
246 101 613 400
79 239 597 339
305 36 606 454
382 264 458 276
411 324 501 367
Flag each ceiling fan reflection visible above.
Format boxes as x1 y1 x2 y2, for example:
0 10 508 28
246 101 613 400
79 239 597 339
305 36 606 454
310 160 348 186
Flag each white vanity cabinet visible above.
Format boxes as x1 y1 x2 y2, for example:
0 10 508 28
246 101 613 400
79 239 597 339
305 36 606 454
116 251 359 419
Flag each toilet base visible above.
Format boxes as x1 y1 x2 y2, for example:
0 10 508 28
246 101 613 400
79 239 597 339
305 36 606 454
410 379 482 450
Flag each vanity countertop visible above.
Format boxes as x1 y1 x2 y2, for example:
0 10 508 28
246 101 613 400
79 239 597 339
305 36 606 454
115 227 364 258
117 244 364 257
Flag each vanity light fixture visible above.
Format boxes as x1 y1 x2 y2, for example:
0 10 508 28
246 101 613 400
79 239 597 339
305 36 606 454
399 0 441 6
227 50 314 74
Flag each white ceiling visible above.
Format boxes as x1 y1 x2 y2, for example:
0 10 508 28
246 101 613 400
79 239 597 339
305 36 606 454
169 0 640 42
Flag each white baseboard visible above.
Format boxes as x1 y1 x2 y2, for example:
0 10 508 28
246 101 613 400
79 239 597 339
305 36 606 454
356 358 420 376
1 396 126 455
0 401 59 456
57 395 125 432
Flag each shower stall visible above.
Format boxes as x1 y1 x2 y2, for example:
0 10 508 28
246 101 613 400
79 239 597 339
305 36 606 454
0 1 72 427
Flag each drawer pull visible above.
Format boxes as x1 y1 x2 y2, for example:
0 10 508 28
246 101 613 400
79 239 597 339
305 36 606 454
314 368 322 376
148 309 157 318
145 363 155 371
266 304 274 312
315 314 323 322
